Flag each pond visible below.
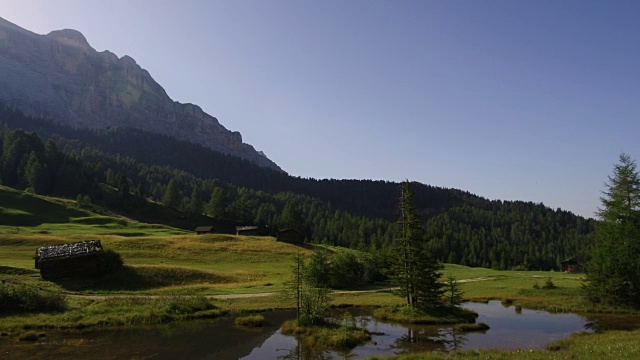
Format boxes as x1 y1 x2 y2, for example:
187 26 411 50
1 301 637 359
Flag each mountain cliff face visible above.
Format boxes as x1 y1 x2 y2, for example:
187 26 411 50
0 17 283 172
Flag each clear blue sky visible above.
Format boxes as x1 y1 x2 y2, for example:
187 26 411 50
2 0 639 218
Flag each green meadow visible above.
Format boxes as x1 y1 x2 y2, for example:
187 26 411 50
1 186 639 359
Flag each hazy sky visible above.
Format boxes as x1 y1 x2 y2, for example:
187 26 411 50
1 0 639 218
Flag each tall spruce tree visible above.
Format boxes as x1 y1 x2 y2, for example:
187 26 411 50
188 185 204 215
390 181 444 308
162 179 180 209
585 154 640 307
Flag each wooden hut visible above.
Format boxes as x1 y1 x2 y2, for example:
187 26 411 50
35 240 104 279
277 228 304 244
236 226 259 236
560 257 582 273
194 226 214 235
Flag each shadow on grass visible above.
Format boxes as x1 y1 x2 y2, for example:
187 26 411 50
54 265 235 292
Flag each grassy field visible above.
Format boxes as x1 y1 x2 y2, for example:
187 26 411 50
1 186 639 359
0 185 188 236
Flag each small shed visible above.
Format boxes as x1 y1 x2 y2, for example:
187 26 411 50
236 226 259 236
277 228 304 244
35 240 104 279
560 257 582 273
195 226 214 235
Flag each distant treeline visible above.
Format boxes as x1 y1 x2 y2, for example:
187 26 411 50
0 103 596 270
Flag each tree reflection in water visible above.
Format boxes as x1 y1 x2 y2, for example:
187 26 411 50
439 328 468 352
394 326 468 354
278 338 334 360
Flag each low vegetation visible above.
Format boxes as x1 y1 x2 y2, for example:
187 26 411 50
234 314 265 327
373 306 477 325
281 319 371 349
0 295 225 330
0 282 65 315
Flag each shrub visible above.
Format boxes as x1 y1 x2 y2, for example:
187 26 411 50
543 276 557 289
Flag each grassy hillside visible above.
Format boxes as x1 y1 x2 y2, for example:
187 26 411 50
0 185 188 236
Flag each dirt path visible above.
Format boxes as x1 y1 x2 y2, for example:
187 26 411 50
65 277 499 300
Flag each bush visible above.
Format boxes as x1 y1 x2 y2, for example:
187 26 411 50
543 276 557 289
0 283 65 314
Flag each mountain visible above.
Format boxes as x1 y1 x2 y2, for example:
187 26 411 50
0 17 282 172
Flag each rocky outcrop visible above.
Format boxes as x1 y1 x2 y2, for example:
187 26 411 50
0 17 282 172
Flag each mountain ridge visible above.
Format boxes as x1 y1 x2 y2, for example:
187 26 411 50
0 16 283 172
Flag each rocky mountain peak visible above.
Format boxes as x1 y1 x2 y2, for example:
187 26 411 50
47 29 92 50
0 17 283 172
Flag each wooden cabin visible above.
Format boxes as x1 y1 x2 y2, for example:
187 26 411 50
194 226 214 235
560 257 582 273
236 226 259 236
277 228 304 244
35 240 104 280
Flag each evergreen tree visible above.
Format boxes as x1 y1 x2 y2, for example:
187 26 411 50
585 154 640 307
280 201 304 232
162 179 180 209
205 187 228 220
25 152 48 194
283 252 331 326
444 273 464 307
188 185 204 215
390 181 444 308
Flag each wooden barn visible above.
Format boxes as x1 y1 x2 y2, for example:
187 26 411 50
560 257 583 273
236 226 259 236
277 228 304 244
35 240 104 280
194 226 215 235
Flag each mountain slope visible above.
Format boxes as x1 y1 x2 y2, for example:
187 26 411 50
0 16 282 172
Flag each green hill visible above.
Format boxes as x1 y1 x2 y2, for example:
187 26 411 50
0 185 187 236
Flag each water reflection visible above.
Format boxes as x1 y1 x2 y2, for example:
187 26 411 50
2 301 636 360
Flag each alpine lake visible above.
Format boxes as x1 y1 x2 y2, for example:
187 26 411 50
2 301 639 359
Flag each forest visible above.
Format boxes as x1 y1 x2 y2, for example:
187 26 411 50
0 103 596 270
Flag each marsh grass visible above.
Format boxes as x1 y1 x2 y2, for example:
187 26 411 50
373 306 477 325
281 319 371 349
234 314 265 327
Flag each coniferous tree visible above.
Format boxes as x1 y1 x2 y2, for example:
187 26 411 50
585 154 640 307
163 179 180 209
205 187 228 220
188 185 204 215
280 201 304 232
390 181 444 308
25 152 48 194
444 273 464 307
